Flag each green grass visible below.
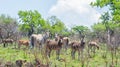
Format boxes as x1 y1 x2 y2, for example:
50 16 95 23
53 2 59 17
0 43 120 67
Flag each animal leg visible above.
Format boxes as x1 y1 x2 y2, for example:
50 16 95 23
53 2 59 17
93 46 96 56
65 44 68 53
88 46 91 57
78 50 80 60
48 49 51 58
39 43 42 52
71 49 76 60
30 36 34 49
56 49 60 60
3 43 6 47
18 43 21 49
46 48 49 58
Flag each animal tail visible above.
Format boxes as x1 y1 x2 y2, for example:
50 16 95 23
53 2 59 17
30 36 34 48
66 39 69 45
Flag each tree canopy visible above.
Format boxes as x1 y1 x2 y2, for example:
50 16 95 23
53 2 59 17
91 0 120 24
72 25 89 37
47 16 66 35
0 14 18 39
18 10 48 37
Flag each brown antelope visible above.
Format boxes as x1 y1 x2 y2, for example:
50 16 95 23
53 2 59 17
88 41 99 56
88 41 99 49
2 39 14 47
55 36 69 50
18 40 29 49
70 36 85 60
46 35 63 60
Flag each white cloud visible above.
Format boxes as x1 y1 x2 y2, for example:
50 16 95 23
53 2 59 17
48 0 101 28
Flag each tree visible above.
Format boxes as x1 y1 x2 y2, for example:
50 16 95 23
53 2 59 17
91 0 120 44
47 16 66 37
72 25 89 38
91 0 120 43
0 14 18 39
91 22 107 43
62 28 71 37
91 0 120 66
18 10 48 37
91 0 120 24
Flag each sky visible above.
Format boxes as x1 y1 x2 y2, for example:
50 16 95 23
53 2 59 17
0 0 107 28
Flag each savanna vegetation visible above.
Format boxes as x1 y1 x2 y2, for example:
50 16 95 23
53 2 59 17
0 0 120 67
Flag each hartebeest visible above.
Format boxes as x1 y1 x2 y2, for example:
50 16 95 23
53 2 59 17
88 41 99 56
70 36 85 60
18 40 29 49
46 35 63 60
2 39 14 47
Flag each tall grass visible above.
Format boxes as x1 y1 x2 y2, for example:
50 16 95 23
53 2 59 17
0 43 120 67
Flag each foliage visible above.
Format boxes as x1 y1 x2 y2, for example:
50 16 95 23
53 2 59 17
18 11 66 37
92 22 119 37
47 16 66 35
91 0 120 39
0 14 14 24
0 43 120 67
72 25 89 36
0 14 18 39
91 0 120 24
18 10 49 37
62 28 72 37
92 23 106 32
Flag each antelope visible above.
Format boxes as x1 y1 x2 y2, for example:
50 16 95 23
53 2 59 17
46 36 63 60
70 36 85 60
2 39 14 47
18 40 29 49
88 41 99 56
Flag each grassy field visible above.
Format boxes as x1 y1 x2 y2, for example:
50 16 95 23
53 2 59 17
0 43 120 67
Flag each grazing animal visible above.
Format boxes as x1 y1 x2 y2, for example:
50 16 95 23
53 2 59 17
88 41 99 56
30 32 50 49
55 36 69 51
88 41 99 50
70 36 85 60
18 40 29 49
46 36 63 60
2 39 14 47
